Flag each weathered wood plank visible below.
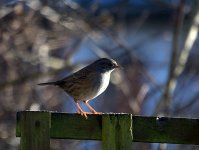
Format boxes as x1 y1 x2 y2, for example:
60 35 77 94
50 113 102 140
19 111 50 150
17 112 102 140
102 114 132 150
133 116 199 144
16 111 199 145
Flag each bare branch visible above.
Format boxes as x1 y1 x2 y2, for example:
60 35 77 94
155 0 185 115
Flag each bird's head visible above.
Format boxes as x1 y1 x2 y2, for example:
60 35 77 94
91 58 119 73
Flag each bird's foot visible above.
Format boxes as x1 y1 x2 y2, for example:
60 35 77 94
77 111 102 118
92 111 102 115
77 110 89 119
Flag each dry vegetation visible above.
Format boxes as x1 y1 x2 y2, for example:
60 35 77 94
0 0 199 149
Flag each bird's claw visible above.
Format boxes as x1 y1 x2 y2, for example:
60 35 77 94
77 110 88 119
92 111 102 115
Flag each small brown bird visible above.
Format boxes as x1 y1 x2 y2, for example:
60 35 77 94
38 58 119 118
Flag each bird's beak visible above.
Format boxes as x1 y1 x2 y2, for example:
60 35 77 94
115 64 120 68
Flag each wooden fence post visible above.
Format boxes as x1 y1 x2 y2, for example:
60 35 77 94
16 111 199 149
19 111 50 150
102 114 132 150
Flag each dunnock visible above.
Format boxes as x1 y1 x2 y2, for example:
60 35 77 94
38 58 119 118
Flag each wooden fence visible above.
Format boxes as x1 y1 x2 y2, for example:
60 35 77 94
16 111 199 150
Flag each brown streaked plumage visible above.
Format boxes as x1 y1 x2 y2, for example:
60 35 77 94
38 58 119 118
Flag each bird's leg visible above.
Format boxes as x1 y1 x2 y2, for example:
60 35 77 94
73 99 88 119
84 100 102 114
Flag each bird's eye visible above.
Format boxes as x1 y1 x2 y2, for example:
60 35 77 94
108 63 113 67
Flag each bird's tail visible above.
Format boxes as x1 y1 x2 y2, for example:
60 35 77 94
37 81 57 86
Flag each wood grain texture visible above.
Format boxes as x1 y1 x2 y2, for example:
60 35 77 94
133 116 199 144
102 114 132 150
19 111 50 150
50 113 102 140
16 111 199 145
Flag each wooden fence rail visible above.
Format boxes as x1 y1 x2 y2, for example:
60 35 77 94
16 111 199 150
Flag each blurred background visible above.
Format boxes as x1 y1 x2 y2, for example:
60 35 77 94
0 0 199 149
